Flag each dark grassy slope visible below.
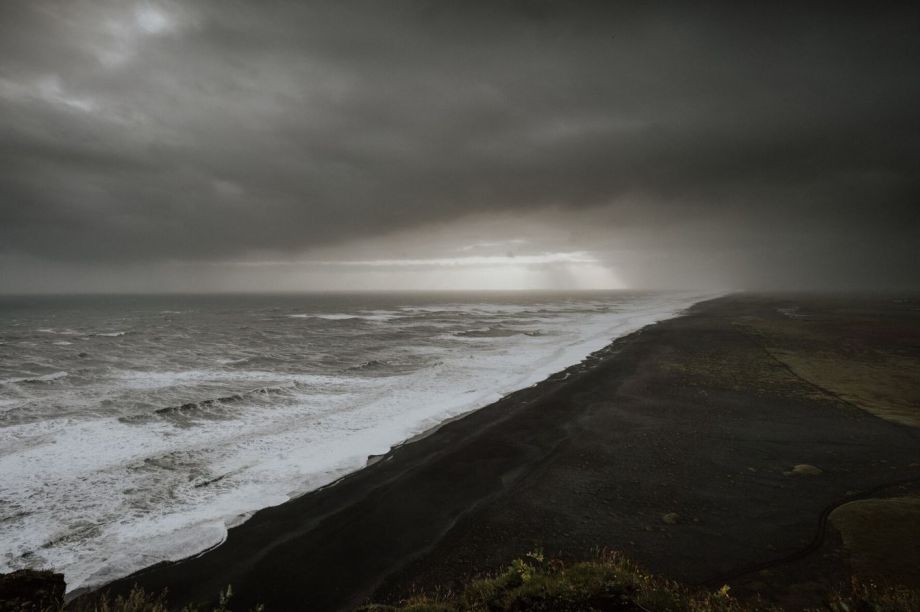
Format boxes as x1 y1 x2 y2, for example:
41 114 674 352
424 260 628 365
86 295 920 611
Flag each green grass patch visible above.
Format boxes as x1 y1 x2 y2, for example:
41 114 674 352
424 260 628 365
734 314 920 428
829 495 920 587
360 550 920 611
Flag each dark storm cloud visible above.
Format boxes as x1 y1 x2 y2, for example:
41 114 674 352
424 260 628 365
0 1 918 289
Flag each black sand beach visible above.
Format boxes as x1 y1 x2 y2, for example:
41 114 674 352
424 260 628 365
85 294 920 610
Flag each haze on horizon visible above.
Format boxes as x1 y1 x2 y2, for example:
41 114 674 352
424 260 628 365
1 2 918 294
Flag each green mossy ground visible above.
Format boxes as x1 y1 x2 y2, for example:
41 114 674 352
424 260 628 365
663 302 920 429
829 495 920 587
731 299 920 428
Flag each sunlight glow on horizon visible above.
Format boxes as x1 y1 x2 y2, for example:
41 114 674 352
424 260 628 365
200 251 626 291
222 251 599 268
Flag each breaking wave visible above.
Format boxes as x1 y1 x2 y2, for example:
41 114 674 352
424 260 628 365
1 372 69 385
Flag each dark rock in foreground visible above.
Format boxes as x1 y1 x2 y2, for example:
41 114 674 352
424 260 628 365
0 570 65 611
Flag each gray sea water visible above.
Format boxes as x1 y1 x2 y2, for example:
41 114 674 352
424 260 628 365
0 291 707 591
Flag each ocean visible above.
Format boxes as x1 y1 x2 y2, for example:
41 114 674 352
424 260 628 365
0 291 706 591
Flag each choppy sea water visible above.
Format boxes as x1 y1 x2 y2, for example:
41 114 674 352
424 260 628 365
0 291 707 591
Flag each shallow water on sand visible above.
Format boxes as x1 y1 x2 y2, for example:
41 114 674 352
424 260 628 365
0 291 705 591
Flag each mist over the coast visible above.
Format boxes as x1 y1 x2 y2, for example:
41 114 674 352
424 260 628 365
1 2 918 293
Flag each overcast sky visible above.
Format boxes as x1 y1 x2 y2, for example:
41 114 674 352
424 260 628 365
1 1 918 293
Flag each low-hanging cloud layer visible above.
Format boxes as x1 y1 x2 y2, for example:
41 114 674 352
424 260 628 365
1 1 918 292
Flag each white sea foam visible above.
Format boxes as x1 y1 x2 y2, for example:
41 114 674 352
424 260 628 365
108 368 356 391
36 328 80 336
0 371 69 385
288 311 401 321
0 292 713 592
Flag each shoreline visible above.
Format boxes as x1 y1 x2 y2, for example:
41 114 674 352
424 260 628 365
75 294 920 610
66 295 707 602
361 305 692 466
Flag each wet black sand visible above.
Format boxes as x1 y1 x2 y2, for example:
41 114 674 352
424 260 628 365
83 294 920 610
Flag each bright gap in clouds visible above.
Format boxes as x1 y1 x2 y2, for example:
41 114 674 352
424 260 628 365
316 251 598 267
321 252 624 290
217 251 625 291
